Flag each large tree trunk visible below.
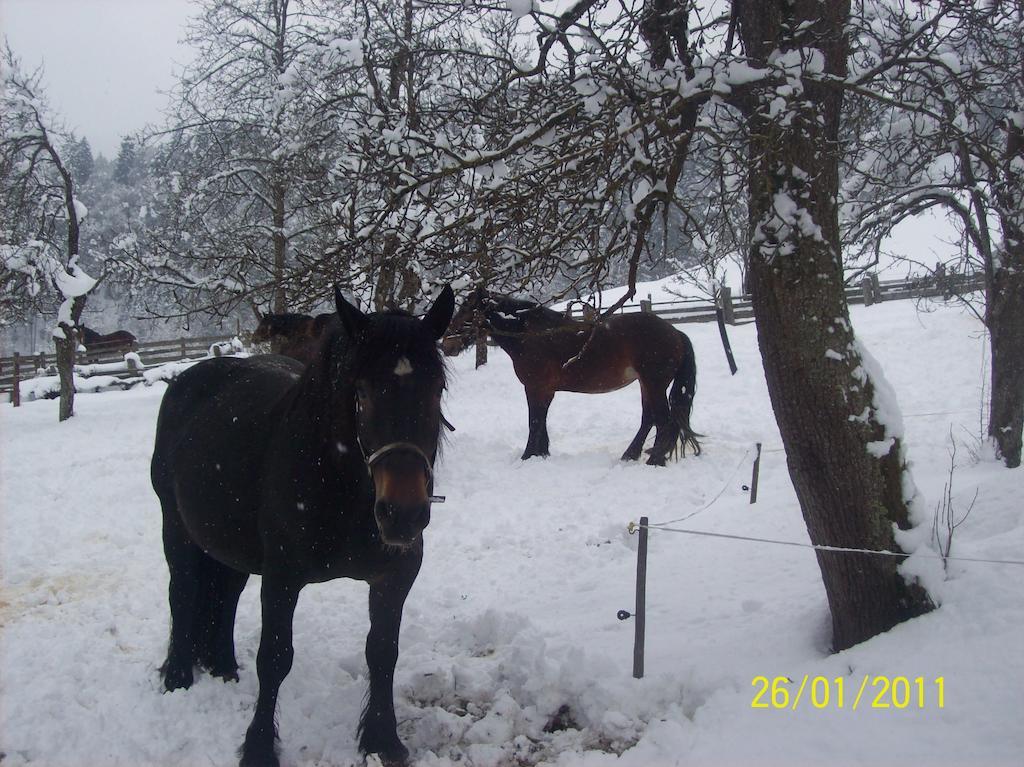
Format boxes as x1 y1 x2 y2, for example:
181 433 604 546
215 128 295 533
55 330 77 422
56 296 86 422
737 0 932 650
988 270 1024 468
987 116 1024 468
54 149 85 423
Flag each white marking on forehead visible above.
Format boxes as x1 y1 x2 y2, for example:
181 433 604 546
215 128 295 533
393 356 414 376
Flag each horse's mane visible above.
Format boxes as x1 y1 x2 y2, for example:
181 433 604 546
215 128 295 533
307 309 448 392
490 295 571 330
258 313 314 333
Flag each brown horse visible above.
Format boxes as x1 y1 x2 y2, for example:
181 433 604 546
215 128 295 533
77 325 137 359
458 289 701 466
252 312 334 364
152 286 456 766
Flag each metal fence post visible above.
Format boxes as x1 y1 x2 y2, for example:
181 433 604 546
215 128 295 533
715 306 738 375
633 516 649 679
749 442 762 504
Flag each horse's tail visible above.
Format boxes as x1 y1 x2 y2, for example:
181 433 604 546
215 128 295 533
669 330 702 457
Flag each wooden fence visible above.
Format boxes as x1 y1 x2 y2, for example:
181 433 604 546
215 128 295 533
1 271 984 404
0 334 241 402
565 272 984 324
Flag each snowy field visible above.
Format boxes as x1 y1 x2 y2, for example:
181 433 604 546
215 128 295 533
1 298 1021 767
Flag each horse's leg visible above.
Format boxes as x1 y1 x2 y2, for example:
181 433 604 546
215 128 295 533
160 506 202 691
240 578 301 767
622 383 655 461
358 554 422 765
644 383 679 467
194 558 249 682
522 388 554 459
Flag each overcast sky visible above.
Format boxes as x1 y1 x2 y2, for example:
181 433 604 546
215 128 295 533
1 0 196 158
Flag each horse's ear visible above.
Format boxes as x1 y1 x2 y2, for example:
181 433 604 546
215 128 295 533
422 284 455 341
334 285 367 337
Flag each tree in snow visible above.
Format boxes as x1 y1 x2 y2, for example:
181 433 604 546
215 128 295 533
432 0 936 649
65 137 95 185
731 0 934 648
313 0 602 309
113 136 141 187
842 0 1024 468
320 0 715 310
0 45 97 421
138 0 348 318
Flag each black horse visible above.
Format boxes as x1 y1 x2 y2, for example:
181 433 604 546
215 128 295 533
151 285 455 767
251 311 335 364
77 325 137 358
454 288 700 466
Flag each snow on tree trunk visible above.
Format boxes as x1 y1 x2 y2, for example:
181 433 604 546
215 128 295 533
987 113 1024 468
988 268 1024 468
737 0 933 650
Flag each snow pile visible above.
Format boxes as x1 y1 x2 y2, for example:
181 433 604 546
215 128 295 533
1 299 1021 766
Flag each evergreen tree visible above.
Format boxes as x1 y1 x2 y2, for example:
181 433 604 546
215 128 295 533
113 136 138 185
65 137 94 184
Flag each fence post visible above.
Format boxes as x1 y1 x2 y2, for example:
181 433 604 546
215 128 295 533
640 299 653 314
861 276 874 306
474 309 488 369
871 273 882 303
719 286 736 325
12 352 21 407
749 442 762 504
37 351 46 373
715 306 738 375
633 516 649 679
180 339 187 360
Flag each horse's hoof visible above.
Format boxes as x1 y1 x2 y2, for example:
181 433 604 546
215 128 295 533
238 740 280 767
238 753 279 767
206 661 240 682
367 745 409 767
361 736 409 767
162 665 193 691
213 668 240 683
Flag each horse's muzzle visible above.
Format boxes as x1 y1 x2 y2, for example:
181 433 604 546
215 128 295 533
367 443 436 546
374 499 431 546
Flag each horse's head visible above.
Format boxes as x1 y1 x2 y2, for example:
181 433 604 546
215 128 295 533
329 285 455 546
252 316 274 344
440 287 489 355
479 293 553 336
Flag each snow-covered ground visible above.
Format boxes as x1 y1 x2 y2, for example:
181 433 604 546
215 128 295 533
1 298 1021 767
